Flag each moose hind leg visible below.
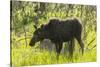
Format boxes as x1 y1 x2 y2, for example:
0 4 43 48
68 38 75 58
75 34 84 55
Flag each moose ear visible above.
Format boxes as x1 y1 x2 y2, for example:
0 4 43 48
41 24 45 29
34 25 37 30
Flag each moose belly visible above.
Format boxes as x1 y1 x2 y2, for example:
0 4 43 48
52 32 73 42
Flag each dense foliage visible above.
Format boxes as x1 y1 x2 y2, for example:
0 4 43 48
11 1 96 67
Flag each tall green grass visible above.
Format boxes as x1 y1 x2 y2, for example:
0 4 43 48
11 43 96 67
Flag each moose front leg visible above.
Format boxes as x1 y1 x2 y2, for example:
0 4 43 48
55 42 62 61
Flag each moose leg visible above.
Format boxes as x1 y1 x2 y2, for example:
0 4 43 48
68 38 75 58
75 34 84 55
55 43 62 60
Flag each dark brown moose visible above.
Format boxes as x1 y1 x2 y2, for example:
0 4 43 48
29 18 84 59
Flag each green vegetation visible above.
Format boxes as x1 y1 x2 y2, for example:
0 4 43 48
11 1 96 67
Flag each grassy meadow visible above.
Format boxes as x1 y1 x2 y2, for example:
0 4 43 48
11 23 96 67
11 1 96 67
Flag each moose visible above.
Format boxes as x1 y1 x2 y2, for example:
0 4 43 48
29 18 84 59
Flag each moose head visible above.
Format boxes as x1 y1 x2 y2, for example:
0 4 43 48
29 25 46 46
